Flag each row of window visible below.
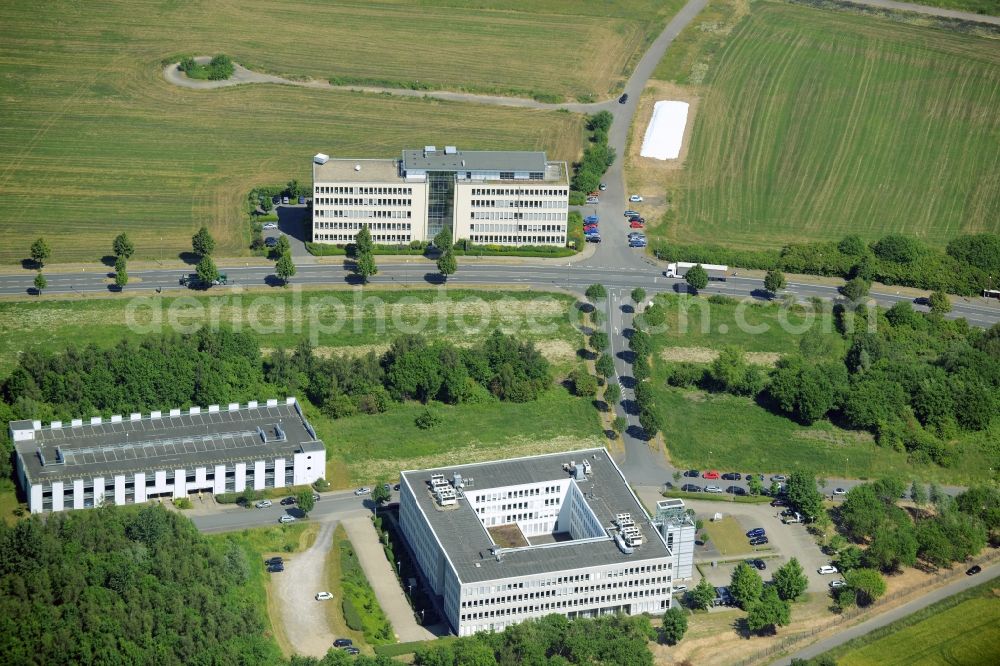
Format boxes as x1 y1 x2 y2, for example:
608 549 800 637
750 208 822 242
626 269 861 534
470 200 565 209
313 233 411 243
468 235 564 245
470 223 565 232
460 588 668 622
462 576 669 609
316 210 413 218
315 186 412 195
465 562 671 598
314 221 412 231
315 198 413 207
470 212 566 223
470 188 566 196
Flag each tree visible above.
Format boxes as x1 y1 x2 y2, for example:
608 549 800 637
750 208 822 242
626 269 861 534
628 327 652 360
296 489 315 515
730 562 764 610
595 353 615 379
929 482 944 507
437 249 457 280
196 256 219 284
590 331 609 350
285 179 304 198
747 475 763 496
33 272 46 295
707 346 765 396
838 235 867 256
355 226 375 255
570 367 598 398
873 234 920 263
275 253 296 285
787 472 825 523
611 416 627 438
910 480 928 507
844 568 886 606
764 269 786 295
928 290 951 315
273 235 291 258
689 577 716 610
631 287 646 305
840 277 869 302
639 406 661 438
605 383 621 406
113 232 135 259
685 264 709 292
660 606 688 645
192 226 216 257
746 586 790 635
355 251 378 283
585 283 606 304
836 545 864 572
30 237 50 267
772 557 808 601
434 225 454 253
371 483 391 508
114 259 129 290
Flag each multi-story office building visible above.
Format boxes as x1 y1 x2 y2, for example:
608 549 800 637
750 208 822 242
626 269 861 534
10 397 325 514
398 448 692 637
311 146 569 247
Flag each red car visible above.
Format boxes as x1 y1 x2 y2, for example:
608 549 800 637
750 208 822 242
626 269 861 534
628 216 645 224
629 221 644 229
702 470 720 480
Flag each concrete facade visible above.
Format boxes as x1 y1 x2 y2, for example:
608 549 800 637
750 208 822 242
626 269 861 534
11 398 325 514
398 449 689 637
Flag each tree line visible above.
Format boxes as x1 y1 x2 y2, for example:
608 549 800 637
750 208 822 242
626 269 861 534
571 112 616 195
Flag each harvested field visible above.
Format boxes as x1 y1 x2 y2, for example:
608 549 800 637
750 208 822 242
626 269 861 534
660 346 781 366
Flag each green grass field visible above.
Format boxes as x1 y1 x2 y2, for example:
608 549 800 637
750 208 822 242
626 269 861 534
0 1 604 265
647 295 994 485
648 1 1000 249
824 579 1000 666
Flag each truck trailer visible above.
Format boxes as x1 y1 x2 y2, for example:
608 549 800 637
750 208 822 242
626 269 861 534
663 262 729 279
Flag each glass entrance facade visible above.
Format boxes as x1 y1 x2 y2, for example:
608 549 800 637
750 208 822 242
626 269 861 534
427 171 455 238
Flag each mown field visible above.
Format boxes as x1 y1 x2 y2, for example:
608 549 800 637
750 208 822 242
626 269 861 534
645 1 1000 250
0 0 622 265
646 295 995 485
825 579 1000 666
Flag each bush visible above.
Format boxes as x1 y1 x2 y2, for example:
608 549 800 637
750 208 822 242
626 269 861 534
873 234 921 263
665 363 705 388
415 409 442 430
342 598 364 631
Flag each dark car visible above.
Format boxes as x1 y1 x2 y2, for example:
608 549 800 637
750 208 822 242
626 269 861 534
586 234 602 243
680 484 702 493
265 237 278 248
394 483 400 491
749 536 769 546
770 498 787 507
265 556 283 566
746 473 764 481
727 485 747 496
966 565 982 575
298 196 306 205
618 93 629 104
746 559 766 571
333 639 353 648
746 528 766 538
280 497 296 506
683 469 700 478
721 472 742 481
268 563 285 573
344 647 361 655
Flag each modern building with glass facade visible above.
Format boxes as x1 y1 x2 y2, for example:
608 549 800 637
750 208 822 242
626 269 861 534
311 147 569 247
398 449 691 637
11 397 325 514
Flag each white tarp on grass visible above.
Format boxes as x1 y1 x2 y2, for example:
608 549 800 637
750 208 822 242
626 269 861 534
640 101 689 160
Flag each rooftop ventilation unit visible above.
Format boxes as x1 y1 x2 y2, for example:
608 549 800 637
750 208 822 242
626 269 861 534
444 146 457 154
574 464 586 481
453 473 464 488
582 460 592 475
614 532 634 555
424 145 437 157
313 153 329 165
37 448 46 467
354 164 361 171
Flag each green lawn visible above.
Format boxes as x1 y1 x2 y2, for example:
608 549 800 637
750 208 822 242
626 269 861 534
648 1 1000 249
824 579 1000 666
703 515 753 556
0 288 581 376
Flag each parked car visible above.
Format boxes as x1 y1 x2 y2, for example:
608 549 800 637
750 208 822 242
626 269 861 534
833 487 847 496
628 216 645 224
672 584 688 593
746 528 766 538
262 222 278 230
618 93 629 104
829 579 847 588
383 483 392 492
315 592 334 601
584 224 599 232
354 487 371 496
817 565 839 575
265 237 278 247
628 239 647 248
313 493 321 501
586 234 602 243
599 183 607 191
584 215 599 224
722 472 742 480
770 499 787 507
278 515 296 524
629 194 643 202
586 196 600 204
282 196 289 204
268 563 285 573
272 195 281 205
749 536 769 546
771 474 787 482
393 484 400 491
780 509 797 517
344 647 361 656
702 470 721 480
727 486 747 496
705 485 723 493
280 497 296 506
255 499 272 509
747 473 764 481
265 557 283 566
623 210 640 217
680 484 702 493
966 565 982 575
629 221 644 229
298 195 306 204
683 469 700 477
333 639 353 648
746 559 766 571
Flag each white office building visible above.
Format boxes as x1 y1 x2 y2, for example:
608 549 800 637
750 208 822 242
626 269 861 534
399 448 693 637
311 146 569 247
11 397 325 514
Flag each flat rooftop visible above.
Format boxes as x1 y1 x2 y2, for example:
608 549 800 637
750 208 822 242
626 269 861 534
402 148 547 174
13 401 323 485
313 158 403 183
401 448 671 584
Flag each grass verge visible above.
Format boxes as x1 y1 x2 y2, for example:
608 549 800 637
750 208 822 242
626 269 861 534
336 524 395 645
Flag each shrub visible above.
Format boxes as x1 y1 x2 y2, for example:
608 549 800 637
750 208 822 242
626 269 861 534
873 234 921 263
415 409 442 430
342 598 364 631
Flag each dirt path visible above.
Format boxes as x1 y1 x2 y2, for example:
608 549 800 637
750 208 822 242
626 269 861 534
847 0 1000 24
272 520 337 658
341 514 436 643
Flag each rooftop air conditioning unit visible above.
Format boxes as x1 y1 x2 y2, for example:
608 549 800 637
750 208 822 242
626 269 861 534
313 153 329 164
445 146 457 154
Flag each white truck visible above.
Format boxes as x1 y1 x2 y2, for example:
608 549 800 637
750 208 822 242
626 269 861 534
663 262 729 278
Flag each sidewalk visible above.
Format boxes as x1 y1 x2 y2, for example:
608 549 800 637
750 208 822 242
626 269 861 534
341 514 435 643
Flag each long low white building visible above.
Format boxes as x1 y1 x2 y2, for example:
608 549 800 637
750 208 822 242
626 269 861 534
398 449 694 636
10 397 325 513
